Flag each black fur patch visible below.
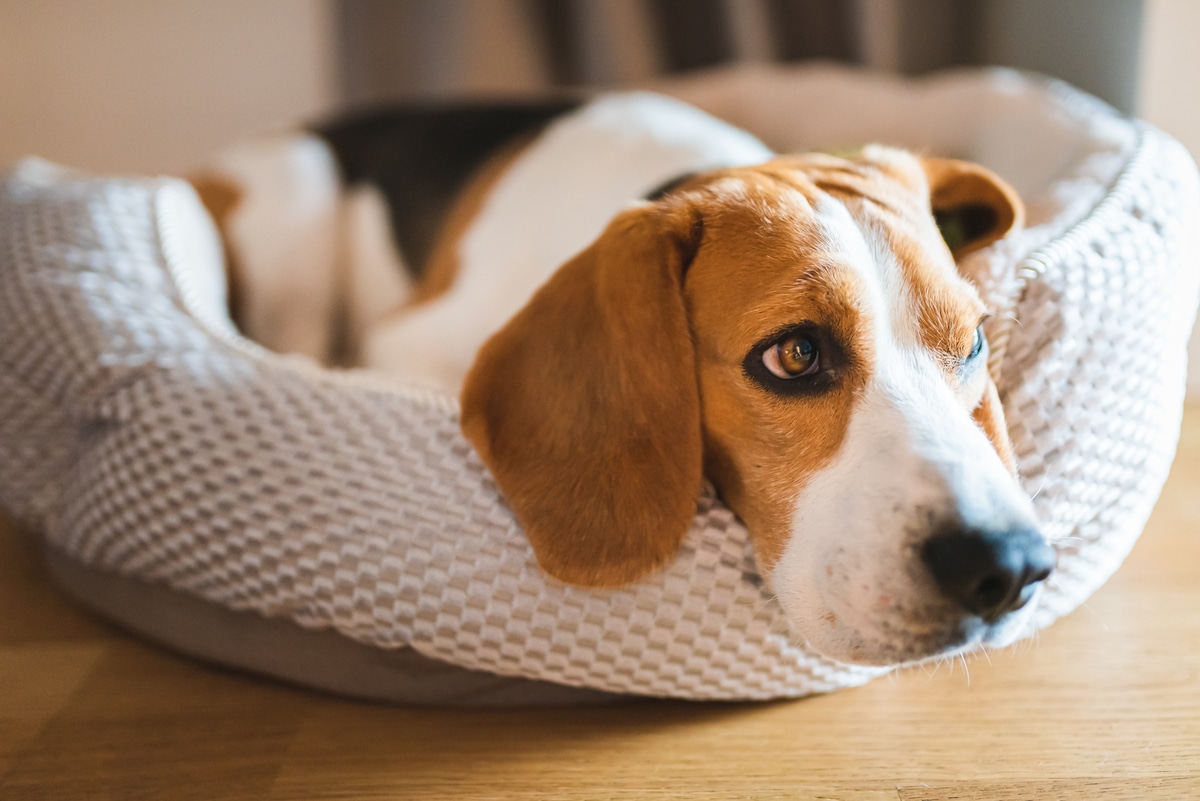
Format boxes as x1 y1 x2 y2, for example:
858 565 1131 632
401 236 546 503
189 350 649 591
314 99 582 278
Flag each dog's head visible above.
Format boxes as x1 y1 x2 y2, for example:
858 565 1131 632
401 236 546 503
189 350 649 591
460 146 1054 666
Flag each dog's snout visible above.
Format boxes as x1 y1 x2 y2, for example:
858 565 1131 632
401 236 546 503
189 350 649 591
922 528 1055 622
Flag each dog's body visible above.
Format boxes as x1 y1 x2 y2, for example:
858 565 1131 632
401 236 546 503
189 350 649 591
193 92 1054 667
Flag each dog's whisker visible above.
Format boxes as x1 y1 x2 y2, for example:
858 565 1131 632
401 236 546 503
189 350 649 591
1028 472 1050 501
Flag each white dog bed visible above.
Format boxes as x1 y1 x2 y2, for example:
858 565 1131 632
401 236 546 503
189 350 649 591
2 66 1198 704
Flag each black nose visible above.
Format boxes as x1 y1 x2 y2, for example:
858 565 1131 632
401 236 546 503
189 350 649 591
922 528 1055 622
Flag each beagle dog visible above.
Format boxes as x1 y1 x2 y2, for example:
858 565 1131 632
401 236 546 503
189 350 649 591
192 92 1055 667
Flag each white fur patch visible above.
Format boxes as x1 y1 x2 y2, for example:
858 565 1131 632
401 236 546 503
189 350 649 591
207 134 341 361
339 185 413 364
362 92 773 391
770 193 1040 665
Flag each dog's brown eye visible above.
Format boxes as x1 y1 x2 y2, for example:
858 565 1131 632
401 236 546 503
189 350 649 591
763 335 819 379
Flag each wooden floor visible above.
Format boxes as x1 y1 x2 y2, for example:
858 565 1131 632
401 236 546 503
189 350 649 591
3 412 1200 800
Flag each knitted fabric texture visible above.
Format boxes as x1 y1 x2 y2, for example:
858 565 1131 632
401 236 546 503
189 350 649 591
2 68 1198 700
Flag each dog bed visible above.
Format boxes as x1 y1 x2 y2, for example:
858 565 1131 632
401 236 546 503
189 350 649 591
2 65 1198 704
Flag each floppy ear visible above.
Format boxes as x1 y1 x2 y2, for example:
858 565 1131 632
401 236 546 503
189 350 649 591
460 203 704 587
923 159 1024 258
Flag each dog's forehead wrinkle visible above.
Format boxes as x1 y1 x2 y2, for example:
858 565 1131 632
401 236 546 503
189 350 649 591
811 192 943 361
861 144 930 191
812 194 890 324
820 188 984 360
859 216 938 352
754 195 818 239
690 180 825 261
699 175 752 204
695 171 815 216
690 188 865 345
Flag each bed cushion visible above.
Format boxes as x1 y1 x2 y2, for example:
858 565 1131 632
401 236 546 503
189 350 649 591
2 65 1197 702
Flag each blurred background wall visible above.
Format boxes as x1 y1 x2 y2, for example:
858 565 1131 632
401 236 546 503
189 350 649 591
2 0 1177 174
1 0 1197 391
0 0 335 174
335 0 1144 113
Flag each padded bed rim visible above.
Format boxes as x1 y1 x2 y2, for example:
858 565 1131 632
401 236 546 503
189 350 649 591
41 544 621 707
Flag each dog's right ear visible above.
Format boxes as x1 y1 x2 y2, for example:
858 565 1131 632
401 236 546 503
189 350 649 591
460 202 705 588
923 158 1024 258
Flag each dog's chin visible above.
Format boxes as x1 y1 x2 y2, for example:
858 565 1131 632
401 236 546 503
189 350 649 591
787 589 1042 668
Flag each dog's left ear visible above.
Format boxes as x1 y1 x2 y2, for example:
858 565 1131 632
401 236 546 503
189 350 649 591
923 159 1024 258
460 202 705 588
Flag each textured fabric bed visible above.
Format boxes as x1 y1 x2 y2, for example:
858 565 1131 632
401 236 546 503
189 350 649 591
42 547 616 706
2 65 1197 703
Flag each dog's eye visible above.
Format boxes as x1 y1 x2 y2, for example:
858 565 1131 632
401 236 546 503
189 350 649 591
968 325 985 361
744 324 839 396
763 335 819 379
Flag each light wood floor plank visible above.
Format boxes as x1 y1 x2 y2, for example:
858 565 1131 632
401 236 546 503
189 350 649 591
3 405 1200 799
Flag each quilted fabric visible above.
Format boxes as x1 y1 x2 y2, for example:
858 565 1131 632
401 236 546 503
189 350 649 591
2 68 1198 700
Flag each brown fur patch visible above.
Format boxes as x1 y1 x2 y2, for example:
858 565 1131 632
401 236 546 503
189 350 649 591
459 151 1024 585
820 152 1022 469
677 169 873 571
460 202 705 587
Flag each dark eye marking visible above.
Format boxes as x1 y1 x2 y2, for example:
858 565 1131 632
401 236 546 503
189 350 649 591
743 323 843 398
764 334 819 379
